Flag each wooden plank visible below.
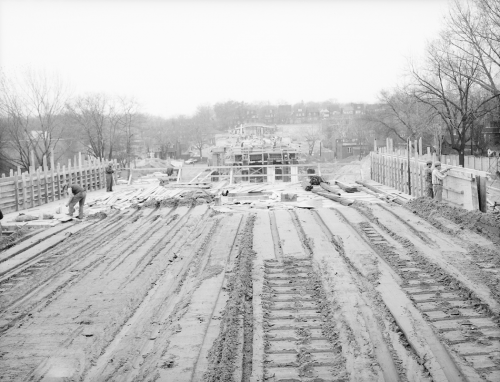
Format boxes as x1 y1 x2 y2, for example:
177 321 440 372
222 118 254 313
50 160 56 202
37 169 42 207
13 173 19 212
30 172 35 208
21 171 27 210
56 163 62 200
43 166 49 204
98 159 103 189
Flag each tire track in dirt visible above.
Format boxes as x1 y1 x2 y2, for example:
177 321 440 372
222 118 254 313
121 210 241 382
81 205 216 381
259 210 348 381
340 205 500 381
377 202 500 312
0 211 149 335
0 209 140 311
0 207 202 381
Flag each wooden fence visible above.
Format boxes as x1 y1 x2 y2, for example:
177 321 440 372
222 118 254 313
371 139 489 211
0 153 110 214
440 154 499 175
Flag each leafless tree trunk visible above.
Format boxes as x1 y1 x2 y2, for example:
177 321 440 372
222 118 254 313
305 125 321 156
0 69 69 169
410 39 497 165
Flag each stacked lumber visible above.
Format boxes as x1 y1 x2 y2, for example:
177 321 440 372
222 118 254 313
312 189 354 206
88 185 194 210
355 180 409 205
319 182 341 195
334 180 358 193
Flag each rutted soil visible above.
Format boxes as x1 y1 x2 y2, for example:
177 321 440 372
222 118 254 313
405 197 500 244
2 196 500 381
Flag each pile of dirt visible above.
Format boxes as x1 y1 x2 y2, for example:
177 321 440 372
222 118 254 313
86 211 108 220
0 226 31 251
405 197 500 244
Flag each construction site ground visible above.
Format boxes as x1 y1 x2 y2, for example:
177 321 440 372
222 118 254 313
1 159 500 382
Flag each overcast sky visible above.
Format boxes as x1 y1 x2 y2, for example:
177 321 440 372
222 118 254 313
0 0 450 118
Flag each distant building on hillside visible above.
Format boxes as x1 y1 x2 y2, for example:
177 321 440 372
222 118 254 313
335 139 368 159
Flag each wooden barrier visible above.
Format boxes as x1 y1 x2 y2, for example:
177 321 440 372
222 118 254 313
134 164 325 185
371 140 490 211
0 154 109 214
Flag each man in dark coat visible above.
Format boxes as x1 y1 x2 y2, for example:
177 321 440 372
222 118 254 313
62 183 86 219
105 163 114 192
0 208 3 237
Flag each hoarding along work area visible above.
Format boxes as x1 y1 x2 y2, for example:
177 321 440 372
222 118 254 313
0 156 499 382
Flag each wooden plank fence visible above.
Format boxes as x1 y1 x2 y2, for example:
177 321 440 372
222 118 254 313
440 154 499 175
371 138 490 211
0 153 110 214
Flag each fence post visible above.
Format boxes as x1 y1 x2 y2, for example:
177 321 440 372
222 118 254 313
21 171 27 210
14 172 20 212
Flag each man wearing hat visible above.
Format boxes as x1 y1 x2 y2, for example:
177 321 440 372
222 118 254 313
432 162 451 201
62 182 86 219
424 160 433 198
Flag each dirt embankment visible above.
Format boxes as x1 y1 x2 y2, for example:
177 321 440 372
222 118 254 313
405 197 500 244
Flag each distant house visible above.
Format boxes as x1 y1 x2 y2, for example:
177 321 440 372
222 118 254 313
244 108 258 123
484 120 500 147
306 108 320 122
335 139 368 159
320 109 330 119
293 107 306 124
277 105 292 124
261 107 276 124
352 103 365 115
341 105 354 115
364 103 386 114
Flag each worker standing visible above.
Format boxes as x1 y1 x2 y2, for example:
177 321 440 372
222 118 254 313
0 208 3 237
432 162 451 202
424 160 434 198
105 162 114 192
62 182 86 219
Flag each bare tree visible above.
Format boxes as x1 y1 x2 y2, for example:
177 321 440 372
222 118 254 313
304 125 322 156
410 39 498 165
188 106 216 159
362 88 437 143
118 97 140 171
0 69 69 169
445 0 500 110
66 93 124 160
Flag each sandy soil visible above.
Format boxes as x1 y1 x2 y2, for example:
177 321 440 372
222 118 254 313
1 185 500 381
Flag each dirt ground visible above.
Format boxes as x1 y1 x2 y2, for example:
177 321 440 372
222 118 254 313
1 177 500 381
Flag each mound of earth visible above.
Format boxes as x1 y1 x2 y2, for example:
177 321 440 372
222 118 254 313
405 197 500 243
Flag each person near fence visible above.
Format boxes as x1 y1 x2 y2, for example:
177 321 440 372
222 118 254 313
432 162 451 202
105 162 114 192
424 160 434 198
62 183 86 219
0 208 3 237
